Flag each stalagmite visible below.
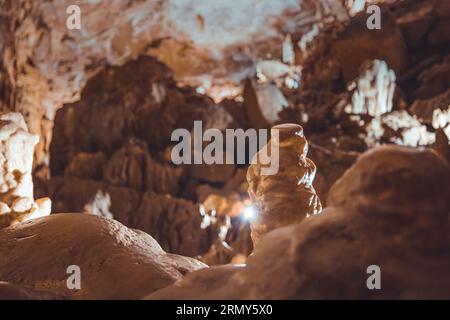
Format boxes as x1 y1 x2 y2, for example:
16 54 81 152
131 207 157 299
246 123 322 246
0 113 51 229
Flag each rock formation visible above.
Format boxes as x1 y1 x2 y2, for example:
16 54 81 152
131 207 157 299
148 145 450 299
0 213 206 299
346 60 396 117
243 80 288 129
0 112 50 229
0 0 449 300
0 0 349 169
46 56 245 259
279 0 450 204
247 123 322 246
0 282 52 300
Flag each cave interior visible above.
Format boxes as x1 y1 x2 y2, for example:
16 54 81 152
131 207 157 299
0 0 449 300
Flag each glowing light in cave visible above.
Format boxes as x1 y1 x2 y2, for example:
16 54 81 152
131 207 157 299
242 205 257 221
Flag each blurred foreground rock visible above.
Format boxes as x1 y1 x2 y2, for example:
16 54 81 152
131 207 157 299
0 281 58 300
0 214 206 299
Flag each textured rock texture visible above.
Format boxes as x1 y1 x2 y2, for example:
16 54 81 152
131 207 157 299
0 213 206 299
48 177 217 257
47 55 245 259
281 0 450 203
42 0 450 261
0 281 58 300
148 145 450 299
1 0 450 299
0 112 50 229
347 60 396 117
247 123 321 246
243 80 288 129
0 0 349 168
410 89 450 126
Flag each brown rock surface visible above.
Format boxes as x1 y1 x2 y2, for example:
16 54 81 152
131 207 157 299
103 139 182 194
243 79 288 129
247 123 322 246
410 89 450 126
64 152 107 180
0 0 349 169
395 0 434 48
148 145 450 299
0 213 206 299
414 55 450 100
48 177 219 258
49 55 206 174
331 7 408 83
46 55 254 260
0 281 58 300
132 192 215 257
301 6 407 90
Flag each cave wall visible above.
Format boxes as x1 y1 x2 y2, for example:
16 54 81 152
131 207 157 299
0 0 351 170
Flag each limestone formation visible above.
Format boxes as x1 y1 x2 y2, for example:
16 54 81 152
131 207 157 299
300 5 407 90
365 111 436 147
415 55 450 100
346 60 396 117
103 139 183 194
0 113 51 229
0 214 206 299
48 177 222 258
47 57 246 258
132 192 217 257
0 0 349 169
410 89 450 126
1 0 450 300
243 80 288 129
148 145 450 299
247 123 322 246
64 152 107 181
